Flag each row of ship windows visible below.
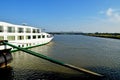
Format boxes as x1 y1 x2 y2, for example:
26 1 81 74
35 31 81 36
11 43 39 48
18 43 38 48
0 26 40 33
0 35 49 41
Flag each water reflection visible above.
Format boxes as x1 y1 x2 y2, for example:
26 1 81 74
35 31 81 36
30 42 55 56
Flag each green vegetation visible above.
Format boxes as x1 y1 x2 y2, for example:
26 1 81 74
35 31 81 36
84 32 120 39
48 32 120 40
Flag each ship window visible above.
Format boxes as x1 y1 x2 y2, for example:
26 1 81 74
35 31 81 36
26 36 31 39
0 26 4 32
18 45 20 47
7 36 15 41
29 43 31 46
42 35 45 38
18 28 24 33
32 29 39 33
37 29 40 33
22 45 24 47
0 36 4 40
33 35 36 39
33 29 36 33
38 35 41 38
47 35 49 38
47 35 53 38
26 28 31 33
7 27 15 33
18 36 24 40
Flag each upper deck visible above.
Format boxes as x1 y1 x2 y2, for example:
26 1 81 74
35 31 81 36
0 21 41 34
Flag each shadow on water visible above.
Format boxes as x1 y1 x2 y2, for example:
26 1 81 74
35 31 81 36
0 66 14 80
1 66 120 80
0 66 103 80
16 69 103 80
27 72 102 80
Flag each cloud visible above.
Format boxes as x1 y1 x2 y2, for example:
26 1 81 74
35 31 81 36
106 8 113 16
105 8 120 22
85 8 120 33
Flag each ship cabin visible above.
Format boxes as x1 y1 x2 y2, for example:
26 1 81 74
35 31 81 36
0 22 53 48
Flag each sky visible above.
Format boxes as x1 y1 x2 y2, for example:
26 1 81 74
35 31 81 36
0 0 120 33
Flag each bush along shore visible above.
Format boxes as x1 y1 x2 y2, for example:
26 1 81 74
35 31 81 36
84 33 120 39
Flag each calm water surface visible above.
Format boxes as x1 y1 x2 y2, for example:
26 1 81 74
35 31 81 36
1 35 120 80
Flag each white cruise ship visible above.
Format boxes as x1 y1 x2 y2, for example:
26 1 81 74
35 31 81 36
0 21 53 50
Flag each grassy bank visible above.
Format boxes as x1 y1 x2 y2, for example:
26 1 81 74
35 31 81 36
48 32 120 40
84 33 120 39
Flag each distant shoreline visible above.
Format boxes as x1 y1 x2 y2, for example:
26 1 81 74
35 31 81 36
84 33 120 40
48 32 120 40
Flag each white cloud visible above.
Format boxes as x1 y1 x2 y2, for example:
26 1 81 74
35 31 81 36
106 8 113 16
82 8 120 33
80 8 120 33
105 8 120 22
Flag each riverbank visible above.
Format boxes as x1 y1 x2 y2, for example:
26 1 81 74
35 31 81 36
48 32 120 40
84 33 120 40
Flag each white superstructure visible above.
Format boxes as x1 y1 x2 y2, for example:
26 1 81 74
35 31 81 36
0 21 53 50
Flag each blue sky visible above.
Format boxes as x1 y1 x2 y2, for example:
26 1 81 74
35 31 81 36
0 0 120 32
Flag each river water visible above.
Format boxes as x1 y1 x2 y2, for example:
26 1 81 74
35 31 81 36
0 35 120 80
